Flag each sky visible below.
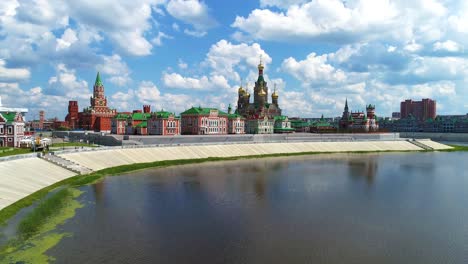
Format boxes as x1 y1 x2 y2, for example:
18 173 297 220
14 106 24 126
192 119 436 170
0 0 467 120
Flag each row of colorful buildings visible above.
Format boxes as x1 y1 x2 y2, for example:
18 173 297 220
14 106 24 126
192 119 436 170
110 104 295 136
2 59 382 147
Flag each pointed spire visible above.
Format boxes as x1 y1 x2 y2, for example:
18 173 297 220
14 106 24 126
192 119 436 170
344 98 349 111
95 72 103 86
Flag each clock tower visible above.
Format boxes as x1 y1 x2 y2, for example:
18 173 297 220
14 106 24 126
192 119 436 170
90 72 108 109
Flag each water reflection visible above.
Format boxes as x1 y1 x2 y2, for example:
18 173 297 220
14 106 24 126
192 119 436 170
348 155 378 185
93 181 106 202
254 174 266 200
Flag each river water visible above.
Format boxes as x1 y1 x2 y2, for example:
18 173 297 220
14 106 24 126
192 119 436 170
49 152 468 264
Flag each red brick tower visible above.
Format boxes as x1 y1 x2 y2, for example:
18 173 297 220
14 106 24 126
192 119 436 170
65 101 79 129
143 105 151 114
39 110 45 130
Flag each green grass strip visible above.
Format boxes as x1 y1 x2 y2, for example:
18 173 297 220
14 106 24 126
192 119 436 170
50 143 97 148
0 148 32 157
444 144 468 151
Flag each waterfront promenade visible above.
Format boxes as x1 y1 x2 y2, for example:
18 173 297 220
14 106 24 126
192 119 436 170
0 139 452 211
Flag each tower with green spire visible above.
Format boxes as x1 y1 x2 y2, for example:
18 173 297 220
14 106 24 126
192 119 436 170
91 71 107 108
95 71 103 87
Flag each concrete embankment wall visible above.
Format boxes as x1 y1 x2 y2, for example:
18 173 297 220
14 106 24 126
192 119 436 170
53 131 122 146
59 141 423 171
0 158 76 210
400 132 468 142
52 131 402 146
130 133 401 145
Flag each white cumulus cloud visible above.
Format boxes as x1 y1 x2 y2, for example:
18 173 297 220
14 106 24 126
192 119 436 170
0 59 30 81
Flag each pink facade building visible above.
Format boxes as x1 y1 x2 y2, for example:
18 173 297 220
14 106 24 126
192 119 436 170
0 112 25 147
180 107 228 135
148 111 180 135
227 105 245 134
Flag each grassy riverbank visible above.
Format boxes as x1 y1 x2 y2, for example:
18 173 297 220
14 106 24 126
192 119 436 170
445 144 468 151
0 147 32 157
50 142 97 148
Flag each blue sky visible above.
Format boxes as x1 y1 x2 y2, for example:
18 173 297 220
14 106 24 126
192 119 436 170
0 0 467 119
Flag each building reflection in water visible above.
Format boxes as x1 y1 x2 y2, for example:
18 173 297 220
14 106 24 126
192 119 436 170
348 155 378 185
93 181 106 202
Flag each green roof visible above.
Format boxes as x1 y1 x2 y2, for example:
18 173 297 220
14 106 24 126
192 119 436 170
228 113 244 119
0 112 17 122
131 112 148 120
95 72 103 86
291 120 310 127
315 122 331 127
155 111 179 119
274 115 288 121
114 113 129 120
135 121 147 128
181 107 227 116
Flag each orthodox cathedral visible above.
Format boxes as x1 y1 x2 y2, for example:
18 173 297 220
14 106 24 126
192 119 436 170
236 59 282 119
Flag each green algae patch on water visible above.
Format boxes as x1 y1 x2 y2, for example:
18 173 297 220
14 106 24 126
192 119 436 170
0 188 83 264
0 233 67 264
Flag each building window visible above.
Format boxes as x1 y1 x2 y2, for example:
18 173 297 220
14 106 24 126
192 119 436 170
7 126 13 134
8 138 12 142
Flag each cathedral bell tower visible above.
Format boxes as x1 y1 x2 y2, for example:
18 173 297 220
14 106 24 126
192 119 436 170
254 55 268 107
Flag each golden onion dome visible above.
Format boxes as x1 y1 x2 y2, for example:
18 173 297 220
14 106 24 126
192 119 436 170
272 90 279 99
238 86 245 94
244 91 250 97
258 88 266 96
258 62 264 70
